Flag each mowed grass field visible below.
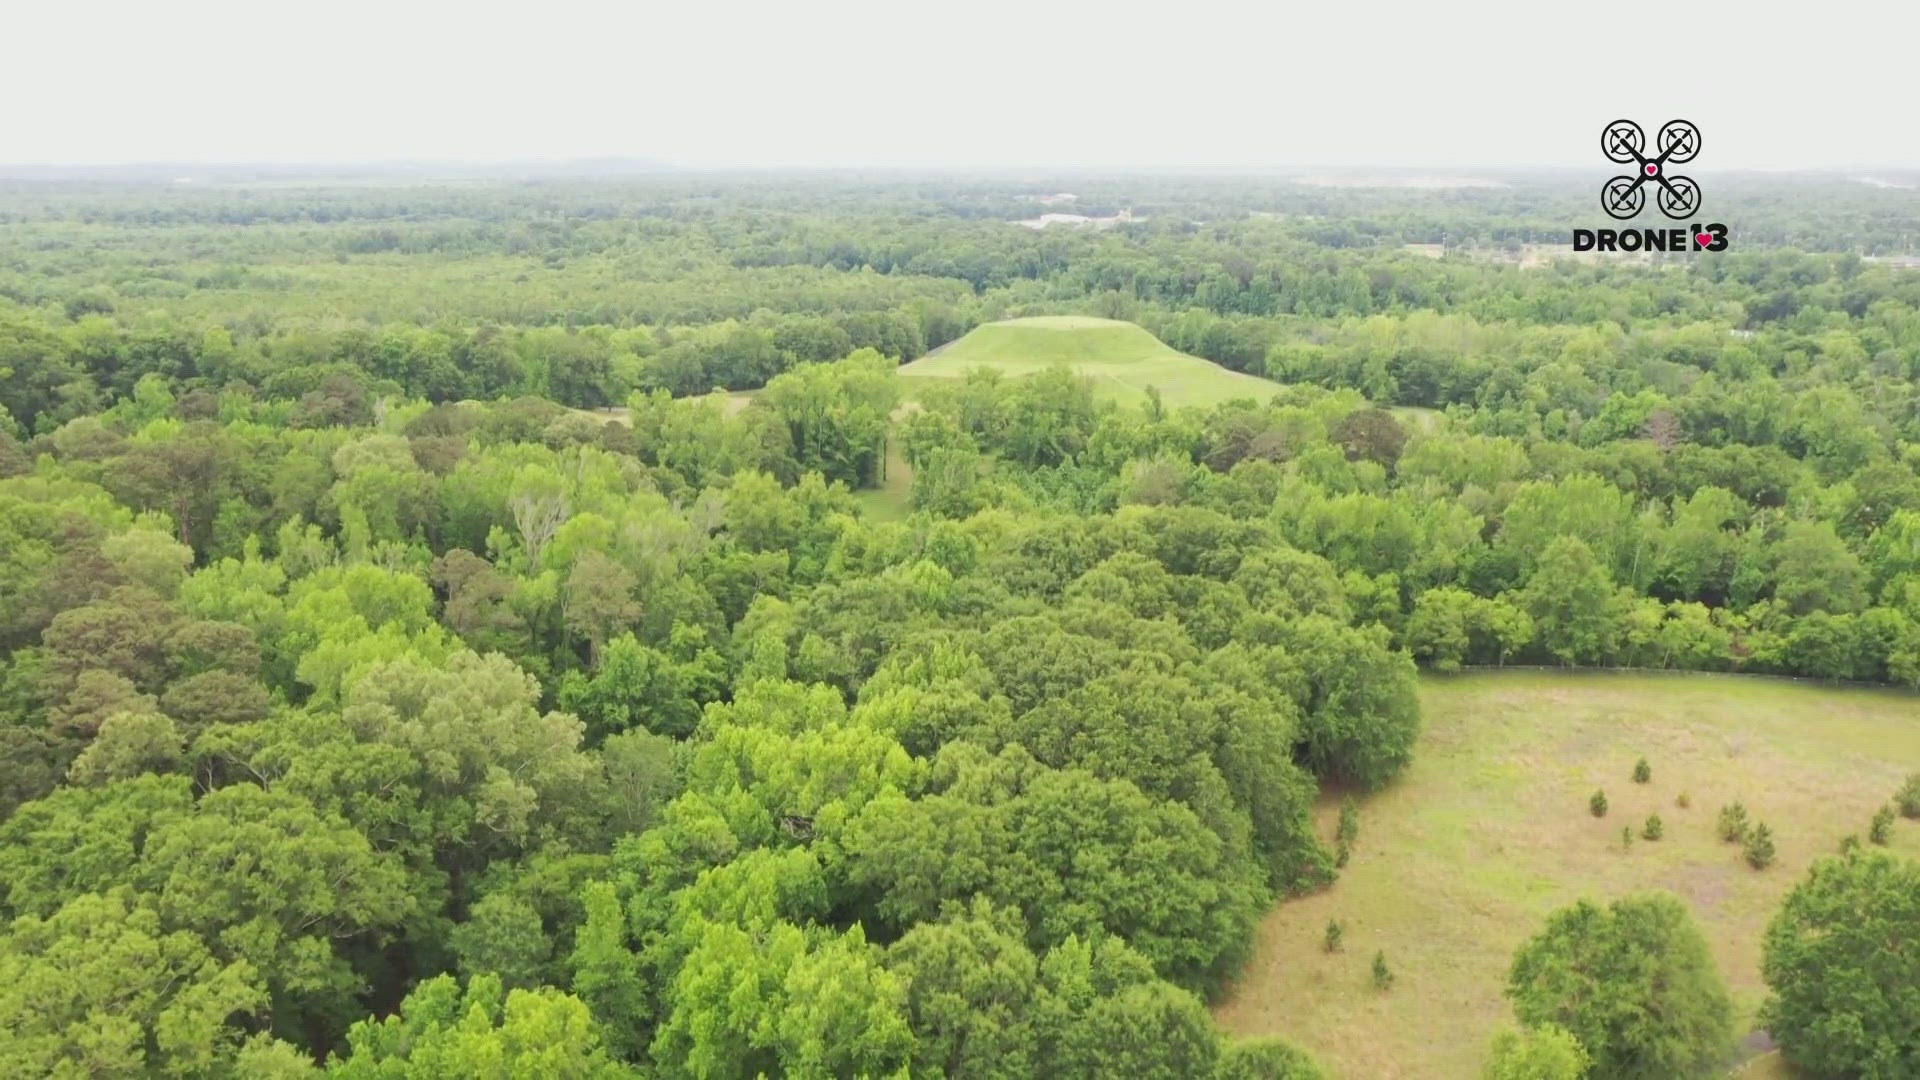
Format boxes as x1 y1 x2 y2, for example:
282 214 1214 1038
896 315 1285 409
1214 671 1920 1079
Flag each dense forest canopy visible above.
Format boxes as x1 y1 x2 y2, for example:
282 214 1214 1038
2 166 1918 1077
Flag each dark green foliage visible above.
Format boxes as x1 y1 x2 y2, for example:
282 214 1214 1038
1762 853 1920 1079
1372 950 1394 991
1323 920 1343 954
1621 826 1633 851
1632 757 1651 784
1869 804 1894 845
1507 893 1734 1080
1839 834 1862 854
1590 790 1608 817
1717 802 1750 843
1642 814 1664 841
1747 823 1778 869
1336 796 1360 845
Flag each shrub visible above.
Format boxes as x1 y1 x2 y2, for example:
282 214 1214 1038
1716 802 1750 843
1323 920 1343 953
1746 823 1776 869
1334 838 1351 868
1336 796 1360 844
1371 951 1394 991
1589 790 1608 817
1620 826 1633 851
1482 1025 1590 1080
1632 758 1651 784
1642 814 1664 841
1898 773 1920 819
1838 834 1861 854
1675 791 1691 810
1869 804 1894 845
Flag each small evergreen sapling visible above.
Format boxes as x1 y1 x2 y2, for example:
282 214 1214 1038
1620 826 1633 851
1337 796 1360 845
1746 822 1776 869
1324 919 1343 953
1898 773 1920 819
1675 791 1691 809
1372 950 1394 990
1716 802 1749 843
1838 834 1861 854
1632 758 1651 784
1642 814 1664 841
1869 804 1894 845
1589 790 1608 818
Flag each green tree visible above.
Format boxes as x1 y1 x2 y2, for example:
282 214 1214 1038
1506 893 1733 1079
0 888 267 1078
1761 853 1920 1078
1522 536 1618 664
327 973 635 1078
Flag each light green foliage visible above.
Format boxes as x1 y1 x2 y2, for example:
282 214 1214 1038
328 973 635 1078
1215 1037 1327 1079
901 316 1283 409
1506 893 1733 1080
0 888 266 1078
886 899 1041 1079
1747 823 1778 869
1481 1024 1589 1080
1522 536 1617 665
1761 853 1920 1078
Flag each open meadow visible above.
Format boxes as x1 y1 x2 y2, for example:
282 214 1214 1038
895 315 1284 409
1214 671 1920 1079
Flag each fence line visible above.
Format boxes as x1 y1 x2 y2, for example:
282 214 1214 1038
1441 663 1919 695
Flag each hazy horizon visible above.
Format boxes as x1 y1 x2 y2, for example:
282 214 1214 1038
5 0 1915 170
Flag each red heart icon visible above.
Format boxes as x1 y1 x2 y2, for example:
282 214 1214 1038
1695 232 1713 248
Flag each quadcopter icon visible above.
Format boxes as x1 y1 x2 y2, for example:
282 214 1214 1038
1600 119 1702 220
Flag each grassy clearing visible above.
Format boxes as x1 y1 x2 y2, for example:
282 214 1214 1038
1213 671 1920 1079
852 421 915 523
895 316 1284 409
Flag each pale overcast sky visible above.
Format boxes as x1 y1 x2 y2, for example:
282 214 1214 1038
3 0 1912 168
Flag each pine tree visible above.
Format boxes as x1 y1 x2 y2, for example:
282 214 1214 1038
1632 758 1651 784
1898 773 1920 819
1372 950 1394 990
1746 823 1776 869
1716 802 1750 843
1642 814 1664 841
1868 804 1894 845
1324 919 1344 953
1589 790 1608 817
